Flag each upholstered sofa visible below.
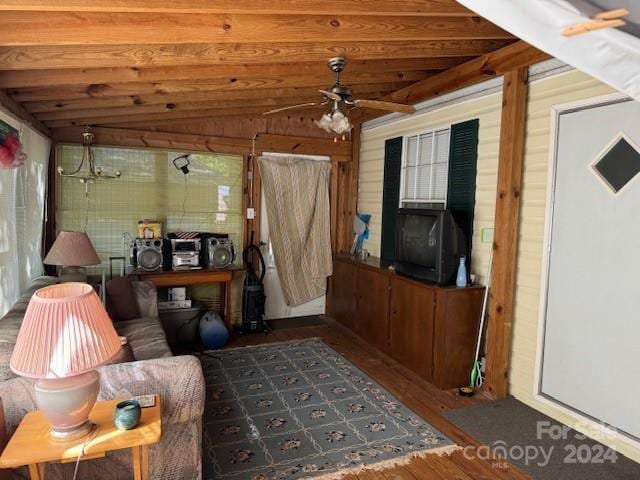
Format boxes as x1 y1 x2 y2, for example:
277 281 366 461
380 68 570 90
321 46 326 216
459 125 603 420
0 276 205 479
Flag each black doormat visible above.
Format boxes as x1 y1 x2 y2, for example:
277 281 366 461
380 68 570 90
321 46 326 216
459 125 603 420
444 397 640 479
266 315 325 330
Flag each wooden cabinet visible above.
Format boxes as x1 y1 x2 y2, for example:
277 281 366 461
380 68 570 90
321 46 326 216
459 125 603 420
329 259 357 330
357 267 390 353
329 255 484 390
390 276 435 381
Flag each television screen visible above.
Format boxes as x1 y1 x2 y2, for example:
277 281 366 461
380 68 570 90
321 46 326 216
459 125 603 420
394 208 465 285
396 213 439 270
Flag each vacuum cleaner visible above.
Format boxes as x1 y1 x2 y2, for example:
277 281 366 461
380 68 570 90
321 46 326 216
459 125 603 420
236 244 267 334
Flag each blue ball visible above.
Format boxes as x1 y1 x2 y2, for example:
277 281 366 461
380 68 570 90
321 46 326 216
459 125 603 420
199 312 229 349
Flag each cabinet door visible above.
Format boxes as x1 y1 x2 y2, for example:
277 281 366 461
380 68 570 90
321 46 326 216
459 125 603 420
330 260 357 330
356 267 390 352
389 277 435 381
432 288 483 389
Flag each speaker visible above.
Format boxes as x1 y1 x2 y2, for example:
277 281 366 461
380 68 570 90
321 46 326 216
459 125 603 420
134 238 164 271
204 238 235 268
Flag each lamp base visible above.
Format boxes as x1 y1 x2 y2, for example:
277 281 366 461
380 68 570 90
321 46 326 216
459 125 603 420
59 266 88 283
34 371 100 442
50 420 96 442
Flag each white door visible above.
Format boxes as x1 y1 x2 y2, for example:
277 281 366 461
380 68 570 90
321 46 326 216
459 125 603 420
540 97 640 439
259 190 326 320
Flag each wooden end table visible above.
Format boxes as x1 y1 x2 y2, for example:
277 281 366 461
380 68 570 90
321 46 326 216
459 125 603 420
0 396 161 480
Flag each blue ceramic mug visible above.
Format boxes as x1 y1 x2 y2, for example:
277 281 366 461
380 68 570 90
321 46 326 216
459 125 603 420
114 399 141 430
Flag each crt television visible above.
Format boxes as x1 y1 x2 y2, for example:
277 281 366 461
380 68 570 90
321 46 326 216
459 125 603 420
394 208 466 285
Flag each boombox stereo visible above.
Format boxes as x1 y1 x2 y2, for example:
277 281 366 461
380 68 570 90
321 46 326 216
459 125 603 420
203 237 235 269
133 238 164 272
171 238 201 270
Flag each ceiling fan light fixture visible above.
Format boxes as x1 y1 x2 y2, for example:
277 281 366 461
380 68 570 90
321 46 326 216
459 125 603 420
330 110 352 135
315 113 334 133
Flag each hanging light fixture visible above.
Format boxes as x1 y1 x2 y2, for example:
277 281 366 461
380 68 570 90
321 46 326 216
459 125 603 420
57 127 121 183
314 100 353 135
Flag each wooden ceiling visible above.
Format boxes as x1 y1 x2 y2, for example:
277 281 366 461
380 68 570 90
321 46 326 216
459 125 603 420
0 1 518 138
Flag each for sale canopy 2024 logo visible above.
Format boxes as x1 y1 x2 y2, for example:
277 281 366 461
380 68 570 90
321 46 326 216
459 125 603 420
462 420 619 470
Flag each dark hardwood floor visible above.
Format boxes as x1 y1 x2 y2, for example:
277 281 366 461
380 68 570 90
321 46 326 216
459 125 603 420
219 317 531 480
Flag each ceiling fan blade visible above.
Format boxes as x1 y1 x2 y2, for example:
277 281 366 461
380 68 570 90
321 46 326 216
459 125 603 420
353 99 416 114
318 89 342 102
262 102 321 115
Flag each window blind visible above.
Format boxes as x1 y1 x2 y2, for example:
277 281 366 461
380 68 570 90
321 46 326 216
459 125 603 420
56 145 244 275
401 127 451 204
0 112 50 317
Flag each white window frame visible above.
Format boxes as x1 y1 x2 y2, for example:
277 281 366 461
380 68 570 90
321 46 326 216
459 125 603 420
399 125 451 207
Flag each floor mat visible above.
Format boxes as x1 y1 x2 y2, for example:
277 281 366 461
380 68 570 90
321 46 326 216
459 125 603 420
198 338 457 480
267 316 326 330
444 397 640 479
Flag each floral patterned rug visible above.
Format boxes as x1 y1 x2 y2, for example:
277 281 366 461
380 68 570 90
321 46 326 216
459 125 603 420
199 339 457 480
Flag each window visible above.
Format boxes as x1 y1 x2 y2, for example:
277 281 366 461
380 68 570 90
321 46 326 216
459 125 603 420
400 127 451 206
56 145 244 275
0 115 51 317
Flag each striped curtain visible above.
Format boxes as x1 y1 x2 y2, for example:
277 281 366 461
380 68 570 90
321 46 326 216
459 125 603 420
259 155 332 306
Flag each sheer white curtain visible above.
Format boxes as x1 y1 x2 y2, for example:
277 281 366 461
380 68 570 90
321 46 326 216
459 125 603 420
0 110 51 317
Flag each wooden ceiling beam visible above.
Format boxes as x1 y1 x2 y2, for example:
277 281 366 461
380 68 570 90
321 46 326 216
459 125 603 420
0 58 470 89
0 40 514 70
24 82 412 113
353 41 550 123
100 110 329 129
0 13 511 46
0 0 473 16
36 91 390 121
50 126 352 159
44 104 328 128
8 72 432 102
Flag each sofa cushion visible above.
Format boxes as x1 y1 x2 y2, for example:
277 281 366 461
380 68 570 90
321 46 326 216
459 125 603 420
106 276 141 321
131 281 159 318
114 317 172 361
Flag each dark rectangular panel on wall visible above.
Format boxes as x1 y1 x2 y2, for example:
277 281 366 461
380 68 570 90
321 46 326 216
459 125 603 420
447 119 479 271
380 137 403 261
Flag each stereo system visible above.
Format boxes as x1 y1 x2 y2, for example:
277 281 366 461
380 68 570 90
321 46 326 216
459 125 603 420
133 238 164 272
203 237 236 269
130 235 235 271
171 238 201 270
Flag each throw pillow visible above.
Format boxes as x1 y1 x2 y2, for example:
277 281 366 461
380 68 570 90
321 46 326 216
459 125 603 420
106 276 141 321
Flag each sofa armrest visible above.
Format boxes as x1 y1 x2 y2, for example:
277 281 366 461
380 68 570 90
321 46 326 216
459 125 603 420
0 355 204 437
97 355 204 425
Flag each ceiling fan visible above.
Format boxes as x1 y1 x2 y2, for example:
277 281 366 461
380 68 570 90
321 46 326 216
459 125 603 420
262 57 416 135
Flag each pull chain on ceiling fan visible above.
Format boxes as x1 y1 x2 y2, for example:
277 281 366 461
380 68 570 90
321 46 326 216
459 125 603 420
262 57 416 135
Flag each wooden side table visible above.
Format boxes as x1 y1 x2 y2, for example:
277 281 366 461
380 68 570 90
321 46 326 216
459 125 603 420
0 396 161 480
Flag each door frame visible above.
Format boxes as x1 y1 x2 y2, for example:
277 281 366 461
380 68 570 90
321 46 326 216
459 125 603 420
532 91 640 447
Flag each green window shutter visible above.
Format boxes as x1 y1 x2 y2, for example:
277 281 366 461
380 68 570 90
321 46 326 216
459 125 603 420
446 119 479 269
380 137 403 262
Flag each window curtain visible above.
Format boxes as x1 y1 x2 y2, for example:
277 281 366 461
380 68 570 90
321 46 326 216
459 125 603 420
0 110 51 317
258 155 332 306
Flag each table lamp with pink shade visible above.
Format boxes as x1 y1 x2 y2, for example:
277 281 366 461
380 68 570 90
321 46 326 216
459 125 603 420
10 283 121 442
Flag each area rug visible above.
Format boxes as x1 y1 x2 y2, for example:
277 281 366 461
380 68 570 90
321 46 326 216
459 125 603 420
198 338 457 480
